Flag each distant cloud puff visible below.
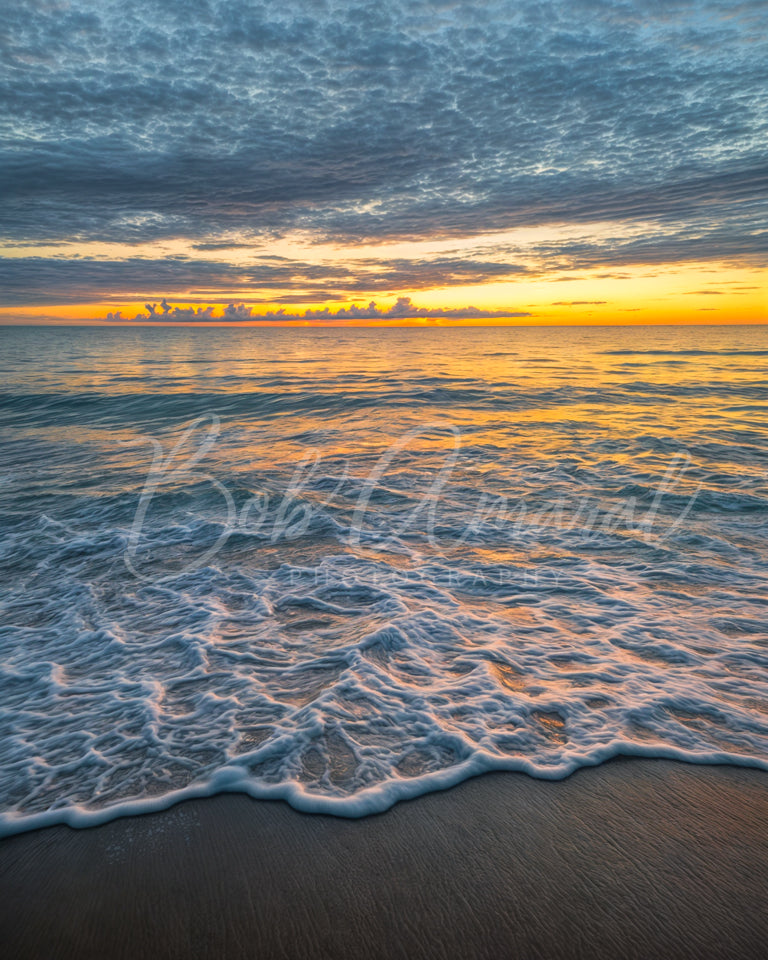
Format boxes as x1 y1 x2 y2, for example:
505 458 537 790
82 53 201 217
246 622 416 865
105 297 531 323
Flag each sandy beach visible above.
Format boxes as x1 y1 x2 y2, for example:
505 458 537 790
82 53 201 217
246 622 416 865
2 758 767 959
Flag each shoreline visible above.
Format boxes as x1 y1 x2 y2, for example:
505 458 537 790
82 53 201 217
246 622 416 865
4 747 768 838
2 758 767 959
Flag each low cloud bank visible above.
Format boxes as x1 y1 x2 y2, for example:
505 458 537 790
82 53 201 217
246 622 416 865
105 297 531 323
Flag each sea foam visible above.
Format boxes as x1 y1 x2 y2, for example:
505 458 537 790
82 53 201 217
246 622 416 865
1 324 767 835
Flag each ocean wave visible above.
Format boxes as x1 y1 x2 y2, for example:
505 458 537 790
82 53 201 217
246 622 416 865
1 323 767 834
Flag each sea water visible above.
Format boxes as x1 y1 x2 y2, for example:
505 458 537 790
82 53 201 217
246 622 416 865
1 323 767 834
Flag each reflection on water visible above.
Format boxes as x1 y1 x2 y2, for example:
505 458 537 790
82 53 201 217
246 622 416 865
0 323 767 827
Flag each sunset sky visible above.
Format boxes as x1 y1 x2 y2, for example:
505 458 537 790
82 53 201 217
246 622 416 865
1 0 765 325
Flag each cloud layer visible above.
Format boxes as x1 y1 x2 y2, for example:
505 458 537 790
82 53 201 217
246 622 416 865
1 0 766 309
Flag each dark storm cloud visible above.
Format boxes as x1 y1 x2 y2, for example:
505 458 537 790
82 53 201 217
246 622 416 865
1 0 766 302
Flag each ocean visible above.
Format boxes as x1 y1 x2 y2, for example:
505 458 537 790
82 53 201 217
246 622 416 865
1 323 767 834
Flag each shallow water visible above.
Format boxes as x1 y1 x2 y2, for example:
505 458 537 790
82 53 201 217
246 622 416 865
1 323 767 832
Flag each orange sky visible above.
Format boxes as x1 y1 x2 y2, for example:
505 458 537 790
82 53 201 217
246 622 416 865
1 240 764 326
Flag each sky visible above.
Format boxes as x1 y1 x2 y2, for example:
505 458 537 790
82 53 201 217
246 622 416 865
0 0 766 325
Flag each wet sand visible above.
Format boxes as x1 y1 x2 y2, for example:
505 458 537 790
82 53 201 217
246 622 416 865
2 759 767 959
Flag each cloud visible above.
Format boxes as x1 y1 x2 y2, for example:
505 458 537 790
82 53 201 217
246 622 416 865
2 211 763 308
0 0 766 308
191 241 256 251
105 296 531 323
0 253 530 305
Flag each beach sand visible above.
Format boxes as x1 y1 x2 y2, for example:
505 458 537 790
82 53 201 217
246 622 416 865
2 759 767 959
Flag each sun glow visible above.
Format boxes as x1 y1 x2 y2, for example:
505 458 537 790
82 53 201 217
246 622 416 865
0 257 763 326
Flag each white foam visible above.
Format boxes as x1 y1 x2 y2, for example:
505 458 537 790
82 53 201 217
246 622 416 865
2 324 768 836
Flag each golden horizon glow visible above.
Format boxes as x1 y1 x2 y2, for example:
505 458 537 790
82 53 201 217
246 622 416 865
2 217 766 327
1 260 764 326
2 218 764 326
